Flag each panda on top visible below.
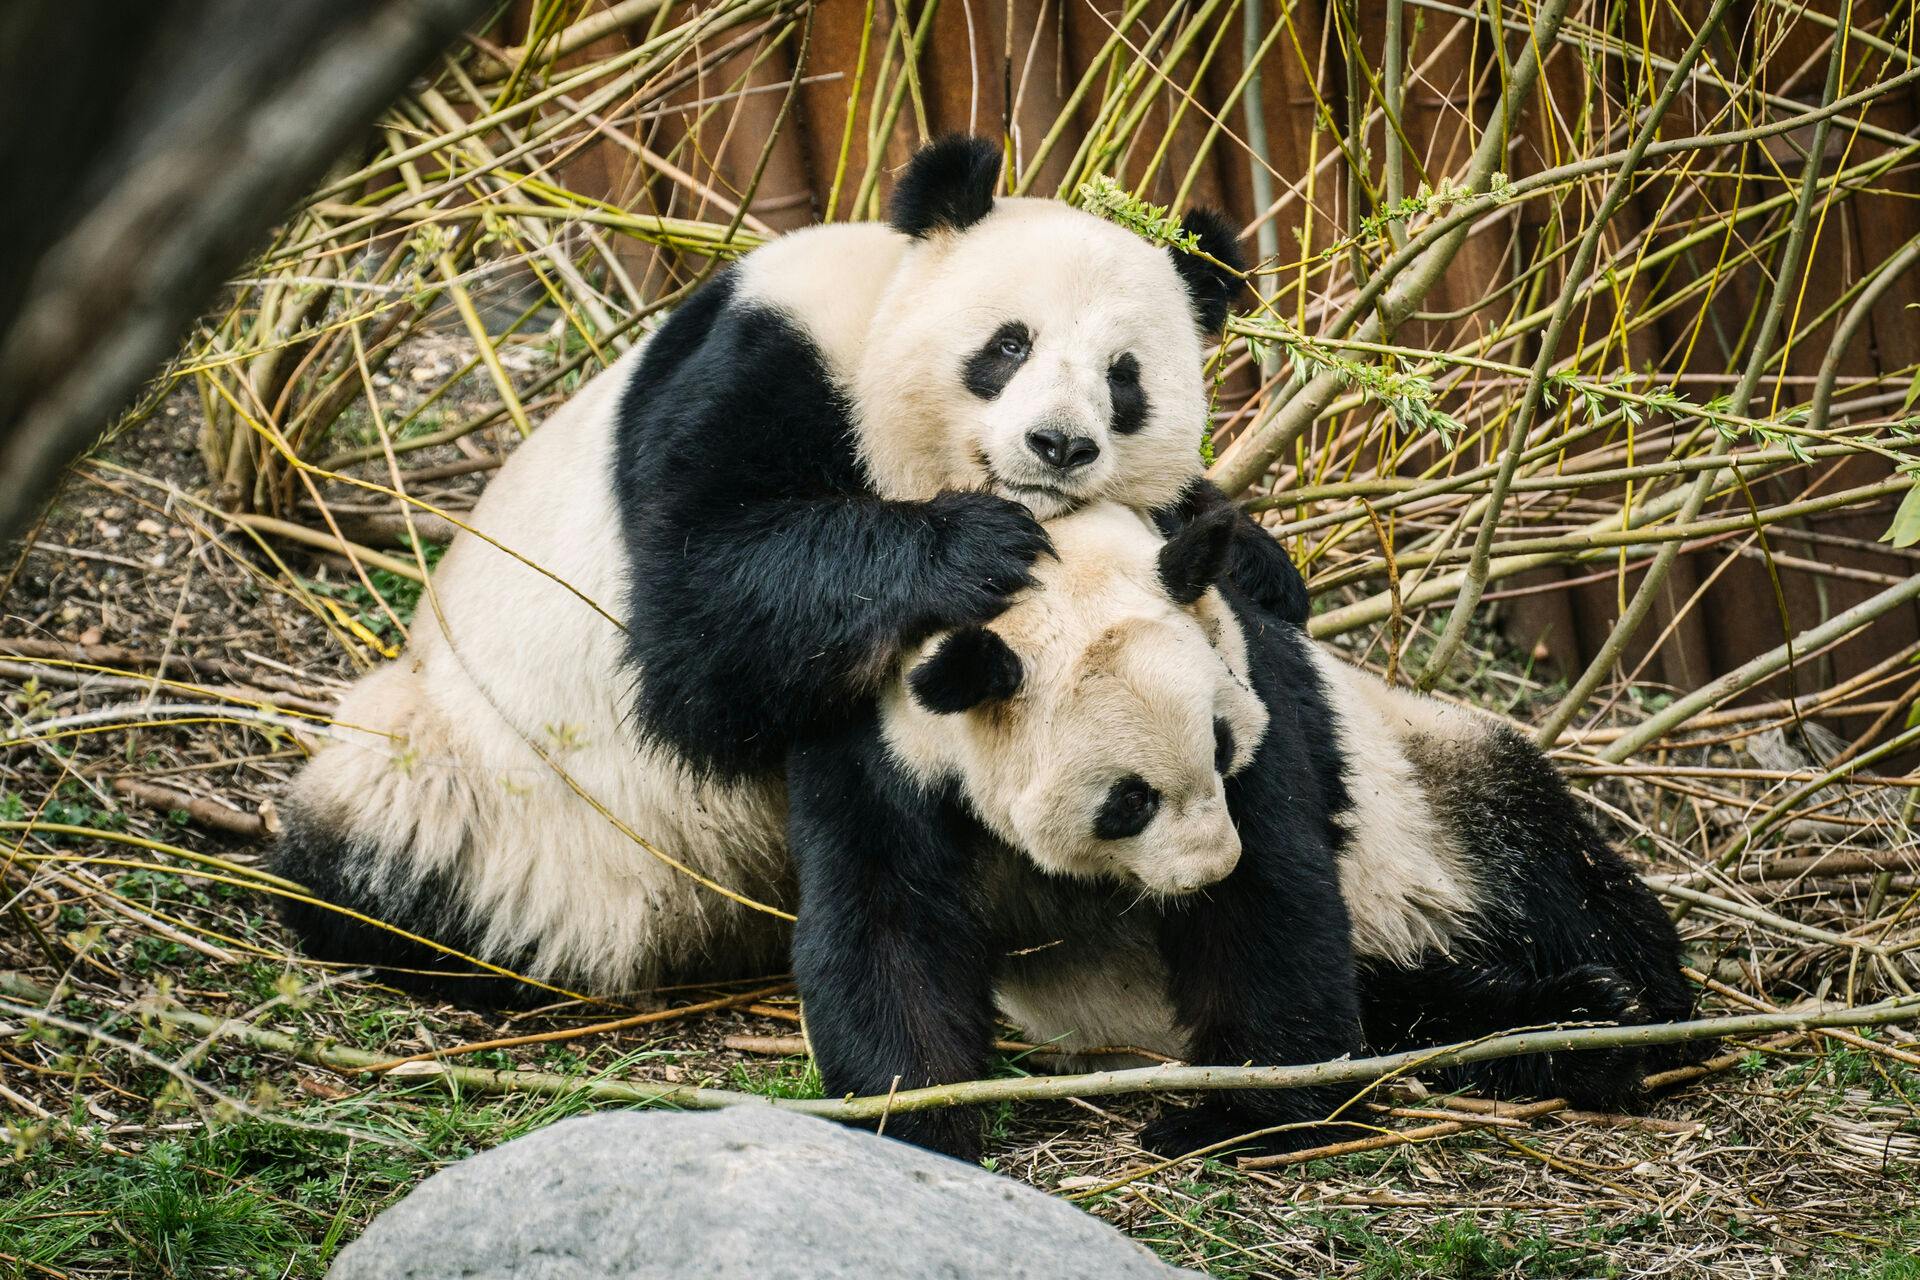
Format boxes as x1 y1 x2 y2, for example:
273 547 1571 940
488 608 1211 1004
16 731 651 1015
792 499 1695 1160
273 135 1301 1000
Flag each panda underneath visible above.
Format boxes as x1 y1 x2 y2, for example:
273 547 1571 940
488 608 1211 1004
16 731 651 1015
787 500 1697 1160
272 135 1299 1000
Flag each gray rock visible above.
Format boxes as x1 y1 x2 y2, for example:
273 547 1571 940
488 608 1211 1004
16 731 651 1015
330 1105 1199 1279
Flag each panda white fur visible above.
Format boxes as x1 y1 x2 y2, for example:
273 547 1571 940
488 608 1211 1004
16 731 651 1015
272 136 1296 1002
787 500 1696 1160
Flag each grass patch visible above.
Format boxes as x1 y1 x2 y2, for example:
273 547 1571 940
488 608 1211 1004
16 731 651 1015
1360 1218 1610 1280
726 1056 823 1100
303 538 446 647
5 1136 313 1277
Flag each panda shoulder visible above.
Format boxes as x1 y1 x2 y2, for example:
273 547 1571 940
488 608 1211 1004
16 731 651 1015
734 222 912 376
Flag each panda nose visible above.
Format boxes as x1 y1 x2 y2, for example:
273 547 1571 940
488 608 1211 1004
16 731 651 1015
1026 428 1100 471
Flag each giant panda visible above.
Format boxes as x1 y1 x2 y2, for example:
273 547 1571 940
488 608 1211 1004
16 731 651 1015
787 499 1697 1160
272 135 1302 1002
790 500 1367 1160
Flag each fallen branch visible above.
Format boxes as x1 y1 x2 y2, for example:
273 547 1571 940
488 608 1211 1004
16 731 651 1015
1685 967 1920 1069
1240 1096 1572 1170
1680 849 1920 884
6 971 1915 1125
228 512 424 582
0 701 337 751
0 635 341 703
722 1031 1177 1062
111 778 271 840
358 983 791 1073
1236 1038 1750 1170
1649 880 1904 963
0 658 335 717
724 1033 811 1056
317 508 463 547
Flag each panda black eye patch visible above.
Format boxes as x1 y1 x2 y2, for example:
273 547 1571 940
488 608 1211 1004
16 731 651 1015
962 322 1032 400
1094 775 1161 840
1107 353 1148 434
1213 718 1235 774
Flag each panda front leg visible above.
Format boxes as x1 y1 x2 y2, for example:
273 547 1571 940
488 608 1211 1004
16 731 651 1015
630 491 1052 776
787 718 996 1161
1142 809 1371 1159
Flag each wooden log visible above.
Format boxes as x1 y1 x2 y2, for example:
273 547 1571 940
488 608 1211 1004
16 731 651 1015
0 0 495 542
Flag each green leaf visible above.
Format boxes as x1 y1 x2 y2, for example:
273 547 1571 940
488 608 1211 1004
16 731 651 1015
1882 480 1920 548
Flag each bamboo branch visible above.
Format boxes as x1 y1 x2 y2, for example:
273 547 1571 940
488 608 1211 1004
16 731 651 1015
1209 0 1574 496
1417 0 1741 689
1532 12 1856 740
468 0 670 81
7 968 1908 1125
1600 570 1920 762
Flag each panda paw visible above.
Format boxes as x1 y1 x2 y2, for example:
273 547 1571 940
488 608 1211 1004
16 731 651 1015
1138 1103 1368 1160
1538 964 1654 1109
1547 963 1647 1024
873 1107 983 1164
920 491 1053 628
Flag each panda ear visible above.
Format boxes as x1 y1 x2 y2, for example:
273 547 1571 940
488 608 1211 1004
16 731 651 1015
1169 208 1248 335
889 135 1001 240
909 627 1023 714
1159 503 1237 605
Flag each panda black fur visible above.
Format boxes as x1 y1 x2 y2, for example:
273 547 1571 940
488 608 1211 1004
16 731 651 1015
789 501 1696 1160
1284 642 1699 1101
271 135 1304 1001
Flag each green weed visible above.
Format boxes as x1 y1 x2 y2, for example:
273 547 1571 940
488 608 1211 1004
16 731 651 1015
726 1056 823 1100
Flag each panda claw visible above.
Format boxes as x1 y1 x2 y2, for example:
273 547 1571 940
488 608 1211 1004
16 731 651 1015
1523 964 1656 1109
1550 963 1646 1022
921 491 1053 627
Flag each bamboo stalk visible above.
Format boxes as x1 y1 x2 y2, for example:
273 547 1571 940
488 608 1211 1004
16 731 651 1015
1210 0 1576 495
1532 12 1857 741
1417 0 1747 688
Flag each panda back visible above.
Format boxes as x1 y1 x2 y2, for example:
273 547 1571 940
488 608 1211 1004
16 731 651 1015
282 335 795 991
423 341 640 740
1304 645 1484 965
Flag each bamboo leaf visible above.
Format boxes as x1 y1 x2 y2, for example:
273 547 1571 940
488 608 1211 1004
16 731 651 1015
1881 479 1920 548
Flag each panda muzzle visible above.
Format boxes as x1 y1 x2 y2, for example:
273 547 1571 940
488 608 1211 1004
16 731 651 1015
1153 820 1242 895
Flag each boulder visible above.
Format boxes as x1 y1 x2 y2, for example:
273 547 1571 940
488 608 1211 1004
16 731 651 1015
330 1105 1199 1279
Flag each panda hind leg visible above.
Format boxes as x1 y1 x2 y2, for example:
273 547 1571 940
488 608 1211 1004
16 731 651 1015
272 808 547 1012
1140 842 1372 1160
1363 958 1654 1111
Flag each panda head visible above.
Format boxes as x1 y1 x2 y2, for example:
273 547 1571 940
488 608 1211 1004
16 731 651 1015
885 502 1267 898
855 136 1248 520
